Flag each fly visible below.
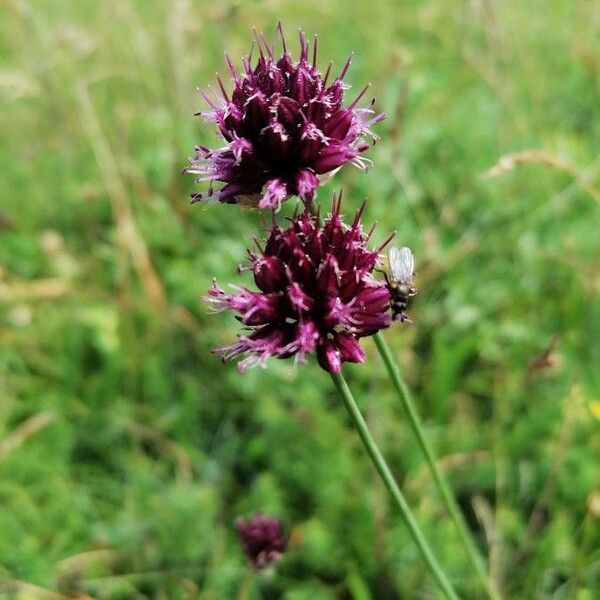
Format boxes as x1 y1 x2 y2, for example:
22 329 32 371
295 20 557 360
384 246 417 322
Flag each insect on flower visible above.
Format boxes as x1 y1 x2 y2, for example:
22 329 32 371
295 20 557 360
383 246 417 322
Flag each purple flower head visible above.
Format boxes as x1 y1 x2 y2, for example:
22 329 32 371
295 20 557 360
185 24 385 210
236 514 286 569
205 193 394 373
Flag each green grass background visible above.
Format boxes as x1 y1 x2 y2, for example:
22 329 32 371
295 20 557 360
1 0 599 598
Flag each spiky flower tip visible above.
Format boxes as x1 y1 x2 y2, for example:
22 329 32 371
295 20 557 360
236 515 286 569
185 23 385 211
205 193 393 373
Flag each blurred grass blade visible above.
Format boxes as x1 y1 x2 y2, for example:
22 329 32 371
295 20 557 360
0 411 56 462
73 82 166 312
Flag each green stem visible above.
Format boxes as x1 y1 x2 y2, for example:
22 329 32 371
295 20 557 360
373 331 501 600
330 371 460 600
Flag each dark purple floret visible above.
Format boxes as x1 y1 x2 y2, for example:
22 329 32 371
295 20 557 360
185 24 385 210
236 514 286 569
205 193 394 373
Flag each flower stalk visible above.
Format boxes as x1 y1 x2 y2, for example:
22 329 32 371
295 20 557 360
330 370 460 600
373 331 501 600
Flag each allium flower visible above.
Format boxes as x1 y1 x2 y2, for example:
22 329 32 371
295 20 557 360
236 514 286 569
205 194 393 373
185 24 384 210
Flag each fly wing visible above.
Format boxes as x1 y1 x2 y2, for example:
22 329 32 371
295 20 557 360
399 247 414 282
395 247 414 283
388 246 415 282
387 246 402 280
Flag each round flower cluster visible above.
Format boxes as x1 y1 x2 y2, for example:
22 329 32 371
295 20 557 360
185 25 384 210
206 195 393 373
